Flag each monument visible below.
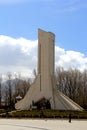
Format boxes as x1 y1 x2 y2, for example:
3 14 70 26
15 29 83 110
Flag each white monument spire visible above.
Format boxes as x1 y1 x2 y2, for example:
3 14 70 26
38 29 55 75
15 29 83 111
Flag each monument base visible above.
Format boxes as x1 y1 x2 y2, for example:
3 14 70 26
15 74 83 111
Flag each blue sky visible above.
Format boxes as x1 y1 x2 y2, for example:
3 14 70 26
0 0 87 78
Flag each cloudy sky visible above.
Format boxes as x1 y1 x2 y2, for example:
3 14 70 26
0 0 87 78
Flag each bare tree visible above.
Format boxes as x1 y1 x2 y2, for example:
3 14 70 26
13 77 31 100
55 67 87 108
33 69 37 78
81 70 87 108
19 79 30 98
0 74 2 107
2 85 9 106
6 72 13 109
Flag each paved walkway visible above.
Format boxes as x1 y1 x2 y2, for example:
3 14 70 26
0 119 87 130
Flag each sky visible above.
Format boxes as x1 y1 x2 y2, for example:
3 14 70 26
0 0 87 78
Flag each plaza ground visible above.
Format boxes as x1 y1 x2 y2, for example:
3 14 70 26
0 119 87 130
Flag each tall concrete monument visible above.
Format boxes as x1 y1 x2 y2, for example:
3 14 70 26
15 29 83 110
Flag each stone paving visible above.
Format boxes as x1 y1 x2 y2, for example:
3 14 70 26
0 119 87 130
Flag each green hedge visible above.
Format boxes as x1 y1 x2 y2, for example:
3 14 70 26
0 109 87 119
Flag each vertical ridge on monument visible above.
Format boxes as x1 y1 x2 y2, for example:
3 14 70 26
15 29 83 111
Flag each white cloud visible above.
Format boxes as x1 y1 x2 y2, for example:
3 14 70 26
55 46 87 71
0 35 87 78
0 35 37 77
